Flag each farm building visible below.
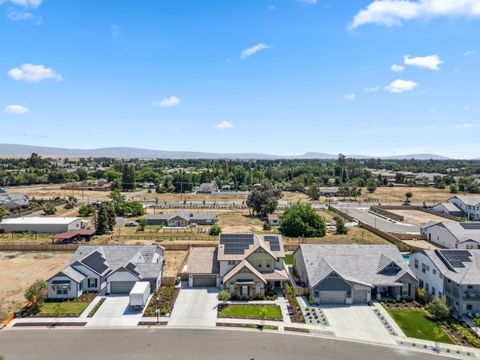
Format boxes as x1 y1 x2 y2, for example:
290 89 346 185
0 217 88 233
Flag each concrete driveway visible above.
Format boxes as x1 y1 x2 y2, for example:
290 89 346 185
321 304 396 345
87 295 146 327
168 288 218 328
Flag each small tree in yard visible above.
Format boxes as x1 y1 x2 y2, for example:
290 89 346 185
25 279 47 306
366 179 377 193
279 203 326 238
138 218 147 231
78 204 95 217
426 297 449 321
218 290 231 304
335 217 348 235
209 224 221 236
259 306 268 330
449 184 459 194
0 205 6 221
405 192 413 204
42 202 56 215
246 180 282 218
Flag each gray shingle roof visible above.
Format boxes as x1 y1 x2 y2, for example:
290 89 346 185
423 221 480 243
435 202 462 212
60 266 86 283
298 244 415 288
450 196 480 207
423 249 480 285
145 211 217 221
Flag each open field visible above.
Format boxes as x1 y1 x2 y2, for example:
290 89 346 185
217 212 265 233
0 232 55 245
6 185 115 201
130 191 248 202
358 187 453 204
388 209 451 226
284 226 389 245
163 250 188 277
0 251 73 320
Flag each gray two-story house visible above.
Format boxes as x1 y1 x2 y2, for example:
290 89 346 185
410 249 480 318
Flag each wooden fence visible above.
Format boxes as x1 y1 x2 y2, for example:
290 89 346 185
161 277 176 286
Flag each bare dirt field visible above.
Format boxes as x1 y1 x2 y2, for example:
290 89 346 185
388 209 451 226
0 233 54 245
7 185 114 202
217 213 265 233
0 251 73 319
163 250 187 277
358 187 453 204
131 191 248 202
284 226 389 246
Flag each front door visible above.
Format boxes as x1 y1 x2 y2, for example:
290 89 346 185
241 286 248 297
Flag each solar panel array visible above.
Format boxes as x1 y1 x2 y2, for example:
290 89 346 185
439 250 472 268
125 262 140 276
82 251 109 274
460 223 480 230
220 234 254 254
264 235 280 251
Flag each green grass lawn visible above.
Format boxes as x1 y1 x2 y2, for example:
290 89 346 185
284 254 294 265
387 309 453 344
36 302 90 317
219 305 283 320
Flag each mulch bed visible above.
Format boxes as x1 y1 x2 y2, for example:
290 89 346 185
283 283 305 323
13 322 87 327
87 298 106 318
143 286 180 317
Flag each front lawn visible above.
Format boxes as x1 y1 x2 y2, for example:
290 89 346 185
387 309 453 344
218 305 283 321
36 302 90 317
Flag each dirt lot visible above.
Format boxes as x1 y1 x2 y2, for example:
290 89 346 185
217 213 265 233
0 251 73 319
7 185 114 201
284 226 389 245
163 251 187 277
388 209 451 226
357 186 453 204
0 233 55 245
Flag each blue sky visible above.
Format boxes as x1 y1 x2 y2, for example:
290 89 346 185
0 0 479 158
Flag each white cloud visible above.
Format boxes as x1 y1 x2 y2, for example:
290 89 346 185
240 43 271 59
391 64 405 72
298 0 318 4
454 123 480 129
3 104 29 114
350 0 480 28
464 49 475 56
6 9 34 20
8 64 62 83
0 0 42 8
404 54 443 70
344 93 356 101
385 79 418 93
215 120 233 130
364 86 380 92
154 96 181 108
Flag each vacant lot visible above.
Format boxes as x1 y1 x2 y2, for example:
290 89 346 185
0 233 55 245
388 209 451 226
0 251 73 319
217 213 265 233
6 185 115 201
284 226 389 246
164 250 188 277
358 187 453 204
131 191 248 202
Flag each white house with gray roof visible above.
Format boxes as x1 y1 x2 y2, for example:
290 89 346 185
145 211 217 227
47 245 164 299
448 196 480 220
421 221 480 249
410 249 480 318
294 244 417 305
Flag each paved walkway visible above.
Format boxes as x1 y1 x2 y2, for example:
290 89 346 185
168 288 219 328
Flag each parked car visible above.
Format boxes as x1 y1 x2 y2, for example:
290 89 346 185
125 221 139 227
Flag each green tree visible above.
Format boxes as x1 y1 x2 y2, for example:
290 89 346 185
121 164 136 191
246 181 282 217
405 191 413 204
218 290 231 304
24 279 47 304
426 297 449 321
307 185 320 201
209 223 222 236
259 306 268 329
449 184 459 194
366 179 377 193
96 202 115 235
78 204 95 217
138 218 147 231
0 205 6 221
335 217 348 235
42 202 56 215
279 203 326 237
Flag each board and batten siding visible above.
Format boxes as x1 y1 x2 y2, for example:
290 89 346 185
47 276 80 299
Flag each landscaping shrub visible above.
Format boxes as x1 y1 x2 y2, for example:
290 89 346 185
426 297 449 321
218 290 231 303
209 224 221 236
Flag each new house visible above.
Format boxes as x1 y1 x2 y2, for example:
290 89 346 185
294 244 417 304
432 202 464 217
182 234 288 299
0 187 29 210
145 211 217 227
448 196 480 221
48 245 164 299
421 221 480 249
410 249 480 318
0 216 88 233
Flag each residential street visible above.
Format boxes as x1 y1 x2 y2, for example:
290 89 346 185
0 328 456 360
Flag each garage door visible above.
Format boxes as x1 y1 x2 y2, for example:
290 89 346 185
353 290 368 303
110 281 136 294
319 291 346 304
192 275 217 287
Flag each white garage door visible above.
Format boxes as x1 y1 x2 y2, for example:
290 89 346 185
319 291 346 304
192 275 217 287
353 290 368 303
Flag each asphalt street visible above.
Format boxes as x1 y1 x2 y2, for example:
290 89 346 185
0 328 455 360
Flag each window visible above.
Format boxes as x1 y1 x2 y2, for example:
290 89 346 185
255 283 261 295
414 259 418 269
55 285 70 295
227 260 235 265
432 287 436 296
426 283 429 291
467 304 473 311
402 283 409 296
257 262 263 269
419 279 424 287
421 263 426 273
87 278 98 288
433 269 436 275
266 262 271 269
314 290 319 298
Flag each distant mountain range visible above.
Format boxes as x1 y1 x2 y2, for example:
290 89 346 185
0 144 453 160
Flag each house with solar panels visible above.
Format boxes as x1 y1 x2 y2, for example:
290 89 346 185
410 249 480 318
47 245 164 299
182 233 288 299
421 221 480 249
